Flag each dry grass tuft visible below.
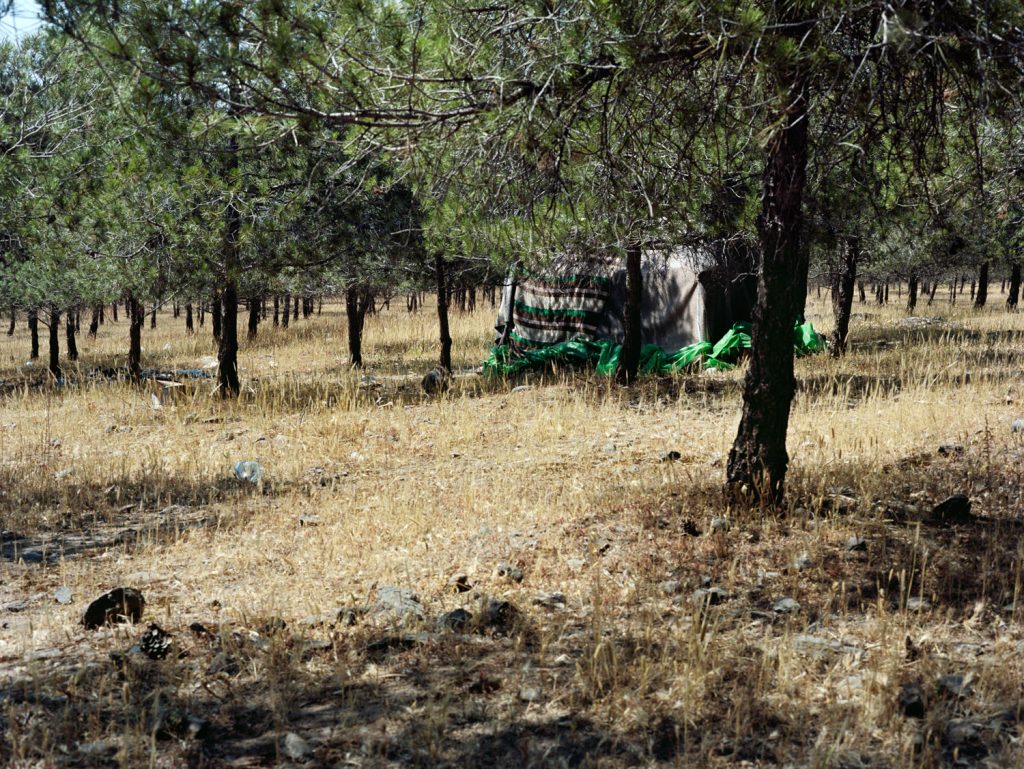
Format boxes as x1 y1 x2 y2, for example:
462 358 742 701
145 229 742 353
1 293 1023 768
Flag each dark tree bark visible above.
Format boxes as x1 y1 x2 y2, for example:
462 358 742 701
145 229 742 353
974 262 989 308
8 307 15 336
884 283 889 303
66 311 79 361
318 297 323 315
48 306 61 380
1008 263 1021 310
303 294 313 318
273 295 280 326
857 281 865 303
617 242 643 383
185 303 194 333
128 295 143 381
247 295 260 340
111 302 118 322
28 309 39 359
436 253 453 371
293 294 299 321
907 275 919 312
282 293 291 328
928 281 938 305
726 68 809 505
199 304 205 326
829 237 858 357
150 303 157 329
345 286 369 368
211 295 222 341
217 229 241 397
88 306 100 337
173 302 180 319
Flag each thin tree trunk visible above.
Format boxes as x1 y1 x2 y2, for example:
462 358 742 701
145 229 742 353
345 286 367 368
88 306 100 337
273 295 280 326
293 295 299 321
218 229 241 397
907 275 919 313
436 253 452 371
928 281 938 305
128 295 143 382
282 293 291 329
150 303 157 329
974 262 989 308
1007 263 1021 310
28 309 39 359
48 306 61 380
7 307 15 336
111 302 118 322
66 311 78 361
211 295 222 341
829 237 857 357
726 67 808 505
199 304 205 327
617 242 643 383
185 303 194 334
247 295 260 340
857 281 865 303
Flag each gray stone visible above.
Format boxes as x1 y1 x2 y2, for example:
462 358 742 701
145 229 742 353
283 731 314 762
519 686 542 703
438 608 472 631
693 587 730 606
4 600 28 612
1013 419 1024 433
793 634 859 656
480 598 518 631
566 558 586 571
493 562 524 583
534 592 566 609
373 586 424 622
792 552 813 571
298 514 320 526
773 597 801 614
659 580 683 595
845 536 868 552
905 597 931 611
233 461 263 484
938 674 973 699
709 517 731 533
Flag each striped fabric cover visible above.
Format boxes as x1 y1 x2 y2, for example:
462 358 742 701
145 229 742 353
509 255 620 348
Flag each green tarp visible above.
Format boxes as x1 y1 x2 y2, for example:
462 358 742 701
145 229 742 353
483 321 825 377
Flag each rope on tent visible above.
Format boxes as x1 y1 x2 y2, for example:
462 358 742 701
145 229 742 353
483 321 825 377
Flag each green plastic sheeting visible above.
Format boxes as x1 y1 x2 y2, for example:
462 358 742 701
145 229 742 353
483 321 825 377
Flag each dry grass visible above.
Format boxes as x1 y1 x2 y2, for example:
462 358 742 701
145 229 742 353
1 291 1023 768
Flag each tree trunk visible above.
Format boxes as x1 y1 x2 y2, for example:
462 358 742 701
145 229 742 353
318 297 323 315
617 242 643 383
726 69 808 506
128 295 143 381
185 303 194 333
111 302 118 322
907 275 919 313
829 237 857 357
928 281 938 305
974 262 989 308
48 306 61 380
436 253 453 371
282 293 291 329
345 286 368 368
150 303 157 329
7 307 15 336
199 304 205 326
1007 263 1021 310
247 295 260 340
28 309 39 359
66 311 79 361
857 281 865 303
217 242 241 398
173 302 180 318
273 295 280 326
293 294 299 321
211 295 222 341
88 306 100 337
884 283 889 303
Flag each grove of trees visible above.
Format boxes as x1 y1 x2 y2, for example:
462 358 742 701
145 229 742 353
0 1 1019 505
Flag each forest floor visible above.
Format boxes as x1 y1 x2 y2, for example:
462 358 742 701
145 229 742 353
1 290 1023 768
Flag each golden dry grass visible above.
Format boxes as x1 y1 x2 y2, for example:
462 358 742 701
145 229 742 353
1 290 1023 768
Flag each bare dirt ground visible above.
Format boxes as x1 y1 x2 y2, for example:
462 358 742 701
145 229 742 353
1 292 1023 768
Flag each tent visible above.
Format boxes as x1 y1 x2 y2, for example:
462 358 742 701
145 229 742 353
486 249 813 375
